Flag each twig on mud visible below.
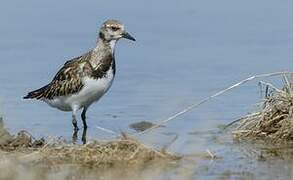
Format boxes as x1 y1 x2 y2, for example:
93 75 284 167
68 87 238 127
162 134 178 153
136 71 290 135
206 149 216 159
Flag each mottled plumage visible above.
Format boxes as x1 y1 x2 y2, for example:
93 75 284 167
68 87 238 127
25 50 114 100
24 19 135 132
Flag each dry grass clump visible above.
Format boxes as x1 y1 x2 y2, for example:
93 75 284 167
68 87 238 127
0 125 180 169
0 130 44 152
0 125 180 179
232 74 293 144
40 134 180 168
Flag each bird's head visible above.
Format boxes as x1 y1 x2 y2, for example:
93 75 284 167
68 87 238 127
99 19 136 42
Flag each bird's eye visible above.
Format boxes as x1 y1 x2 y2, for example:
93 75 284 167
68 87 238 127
111 27 119 31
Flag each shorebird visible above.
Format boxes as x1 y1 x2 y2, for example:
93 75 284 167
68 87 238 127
24 19 135 131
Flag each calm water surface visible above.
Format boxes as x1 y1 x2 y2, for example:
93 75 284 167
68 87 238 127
0 0 293 179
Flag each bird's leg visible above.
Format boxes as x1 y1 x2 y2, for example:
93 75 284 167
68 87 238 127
81 127 87 145
71 105 80 131
72 129 78 144
72 110 79 131
81 107 88 129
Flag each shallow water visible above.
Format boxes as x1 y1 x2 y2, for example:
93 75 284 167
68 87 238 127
0 0 293 179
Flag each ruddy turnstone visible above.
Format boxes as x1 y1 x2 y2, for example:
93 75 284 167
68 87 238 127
24 19 135 131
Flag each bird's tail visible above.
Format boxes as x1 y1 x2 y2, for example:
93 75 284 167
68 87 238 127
23 85 49 99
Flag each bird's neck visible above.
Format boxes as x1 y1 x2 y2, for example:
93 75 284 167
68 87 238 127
89 38 116 69
95 38 117 55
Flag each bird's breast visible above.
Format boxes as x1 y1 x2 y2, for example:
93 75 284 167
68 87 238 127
72 68 114 106
83 68 114 95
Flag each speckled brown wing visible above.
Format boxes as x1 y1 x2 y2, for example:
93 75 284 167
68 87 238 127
24 51 93 100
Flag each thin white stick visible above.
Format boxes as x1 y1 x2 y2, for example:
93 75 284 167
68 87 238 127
136 71 291 135
96 126 118 136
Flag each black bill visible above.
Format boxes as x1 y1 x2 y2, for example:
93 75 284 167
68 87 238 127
122 31 136 41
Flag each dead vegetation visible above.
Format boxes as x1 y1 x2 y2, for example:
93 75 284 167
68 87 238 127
41 134 180 168
230 73 293 144
0 123 180 169
0 120 181 179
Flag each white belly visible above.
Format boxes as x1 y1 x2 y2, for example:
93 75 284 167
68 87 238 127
44 68 114 111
